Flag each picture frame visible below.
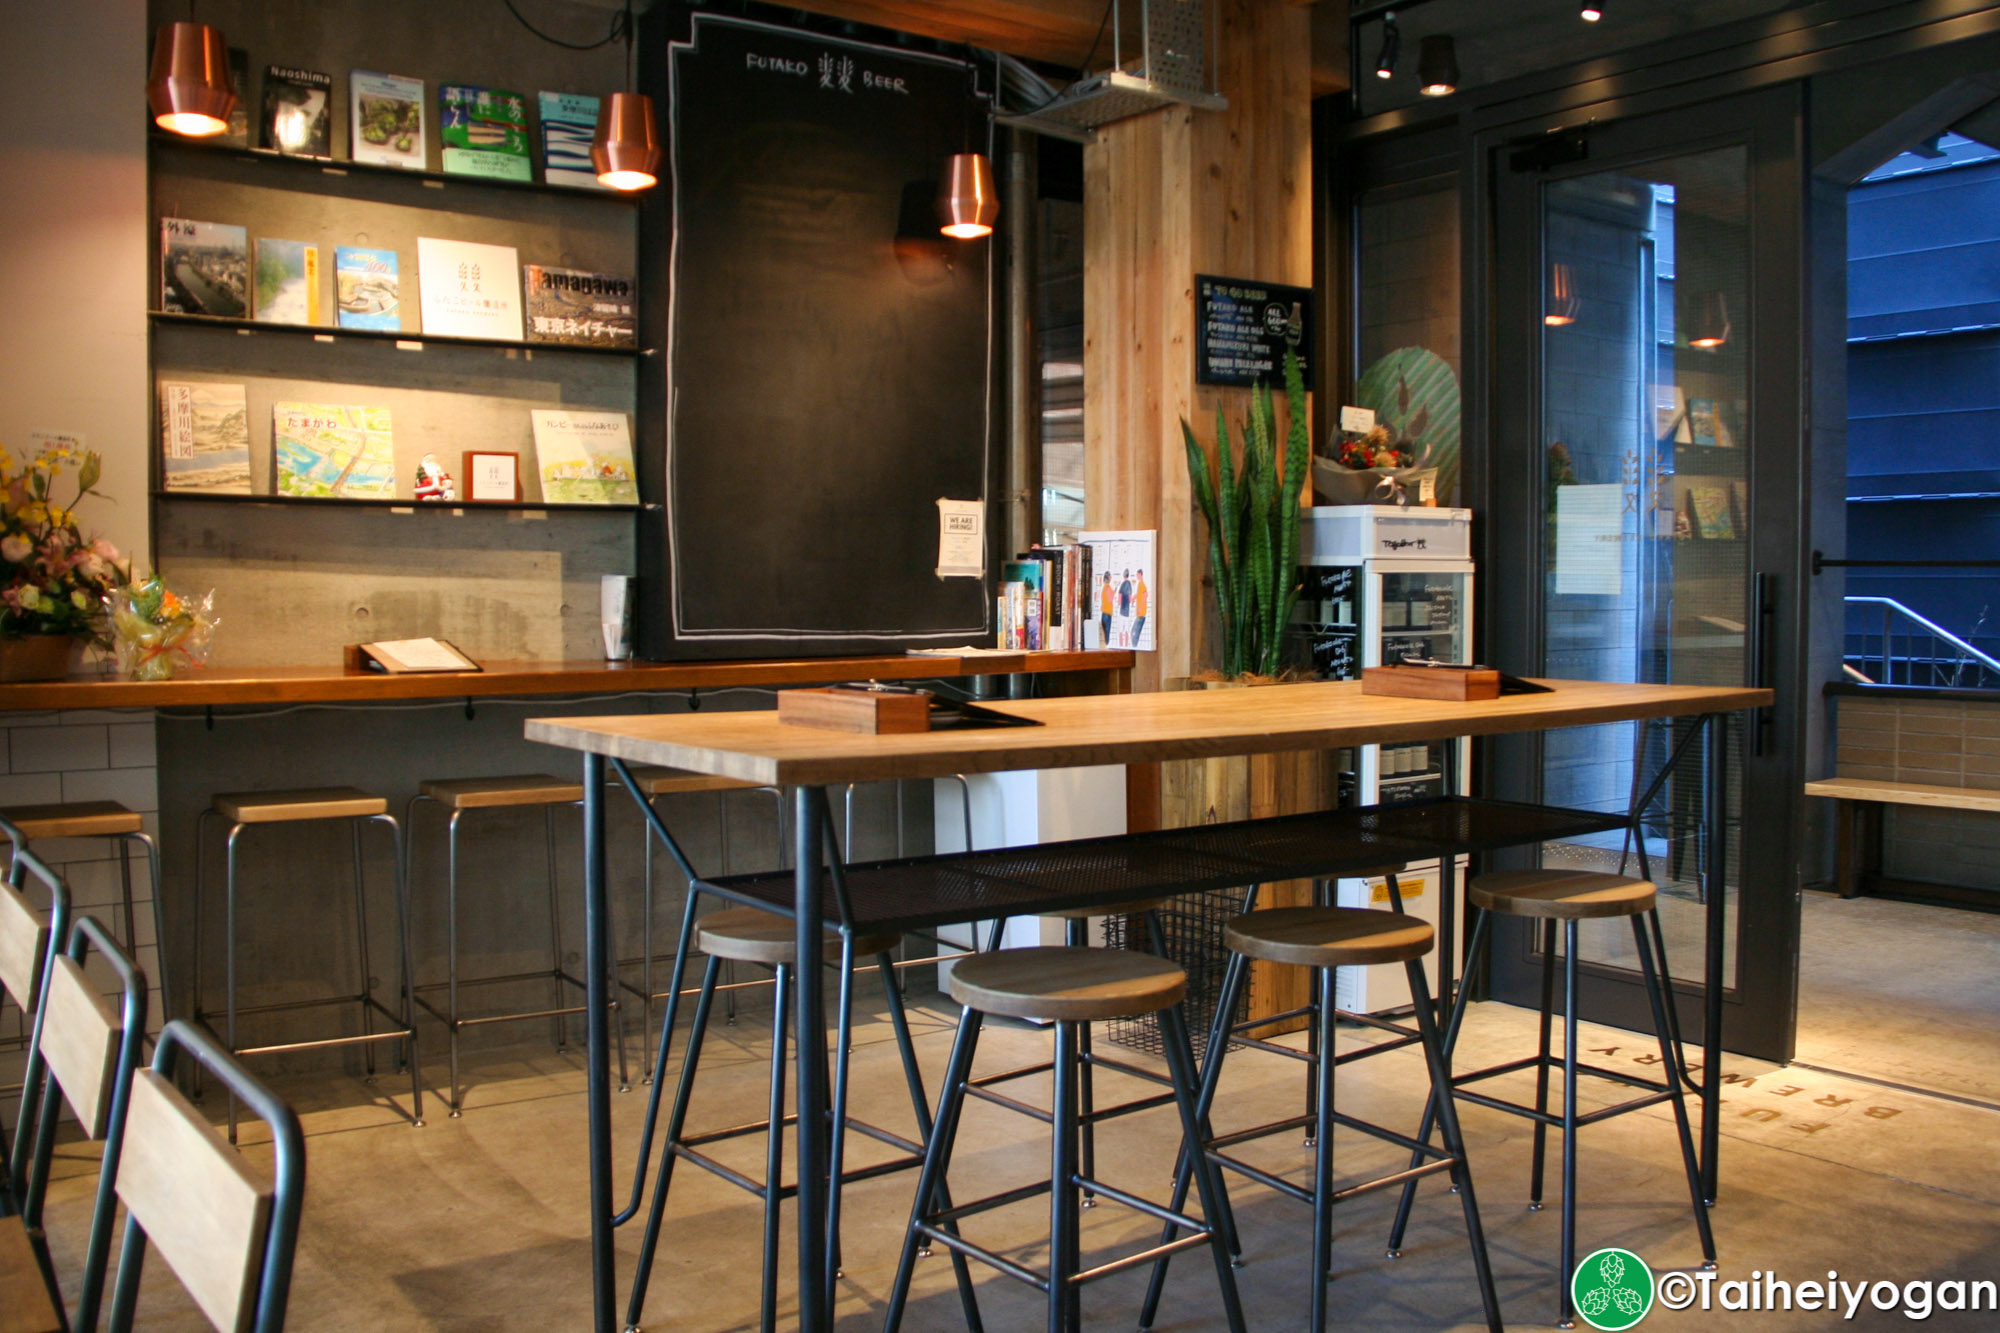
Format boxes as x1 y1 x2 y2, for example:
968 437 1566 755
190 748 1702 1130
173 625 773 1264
463 450 521 502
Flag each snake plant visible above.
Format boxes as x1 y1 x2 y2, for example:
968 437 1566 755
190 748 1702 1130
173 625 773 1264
1182 348 1310 678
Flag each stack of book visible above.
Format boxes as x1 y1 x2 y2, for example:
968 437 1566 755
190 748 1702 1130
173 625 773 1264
998 544 1090 652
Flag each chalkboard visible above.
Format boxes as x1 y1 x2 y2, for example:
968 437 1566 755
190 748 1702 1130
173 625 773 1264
635 10 994 659
1195 274 1314 389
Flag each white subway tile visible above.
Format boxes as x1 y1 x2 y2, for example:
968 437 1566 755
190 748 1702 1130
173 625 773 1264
0 772 64 806
61 767 159 813
108 722 156 769
9 723 107 773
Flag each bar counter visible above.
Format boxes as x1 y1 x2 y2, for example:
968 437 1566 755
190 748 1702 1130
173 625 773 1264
0 650 1134 710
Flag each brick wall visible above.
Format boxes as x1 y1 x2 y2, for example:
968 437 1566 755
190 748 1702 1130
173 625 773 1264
1833 694 2000 890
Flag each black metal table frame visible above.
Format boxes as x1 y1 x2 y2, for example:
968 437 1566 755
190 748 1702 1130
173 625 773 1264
559 709 1733 1333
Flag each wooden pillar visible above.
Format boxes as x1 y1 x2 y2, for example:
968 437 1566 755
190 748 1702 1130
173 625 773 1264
1082 0 1315 695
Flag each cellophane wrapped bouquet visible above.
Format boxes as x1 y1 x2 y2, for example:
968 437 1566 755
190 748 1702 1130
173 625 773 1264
109 575 217 681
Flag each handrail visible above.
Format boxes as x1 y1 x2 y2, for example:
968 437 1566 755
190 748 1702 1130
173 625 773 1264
1846 596 2000 675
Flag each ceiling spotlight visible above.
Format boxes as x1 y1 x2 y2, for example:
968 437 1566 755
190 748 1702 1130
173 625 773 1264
1417 35 1459 97
1581 2 1603 20
1376 16 1400 80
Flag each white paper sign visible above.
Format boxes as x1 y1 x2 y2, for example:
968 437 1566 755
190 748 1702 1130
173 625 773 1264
936 498 985 578
1554 484 1625 596
1340 405 1377 434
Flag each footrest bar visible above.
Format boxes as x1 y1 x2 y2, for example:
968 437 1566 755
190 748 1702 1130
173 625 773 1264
912 1225 1048 1290
1208 1113 1315 1153
1208 1151 1315 1206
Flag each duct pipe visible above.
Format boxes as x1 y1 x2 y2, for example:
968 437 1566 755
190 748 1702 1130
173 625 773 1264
1003 126 1042 555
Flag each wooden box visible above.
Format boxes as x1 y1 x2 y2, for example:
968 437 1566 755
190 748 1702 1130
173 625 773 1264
777 687 932 734
1361 664 1500 701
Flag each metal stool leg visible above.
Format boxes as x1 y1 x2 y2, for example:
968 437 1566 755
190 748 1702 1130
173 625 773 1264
544 805 570 1053
759 962 790 1333
350 819 377 1081
223 820 246 1143
1049 1015 1082 1332
374 811 423 1128
1530 916 1557 1209
1634 910 1718 1268
1404 957 1502 1332
883 1007 985 1333
446 805 467 1115
1559 919 1581 1329
1387 907 1492 1255
190 808 218 1102
1310 965 1336 1331
125 832 166 1020
1157 1003 1248 1333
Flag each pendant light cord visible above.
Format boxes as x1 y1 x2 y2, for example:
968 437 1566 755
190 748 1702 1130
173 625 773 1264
503 0 628 51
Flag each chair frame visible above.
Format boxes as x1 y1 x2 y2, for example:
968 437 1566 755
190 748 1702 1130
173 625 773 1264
2 823 68 1213
104 1018 306 1333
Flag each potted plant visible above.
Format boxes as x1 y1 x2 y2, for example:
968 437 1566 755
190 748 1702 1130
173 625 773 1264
1181 347 1310 680
0 443 129 681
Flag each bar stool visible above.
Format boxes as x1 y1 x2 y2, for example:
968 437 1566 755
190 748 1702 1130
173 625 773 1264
1142 906 1501 1333
406 773 627 1116
624 907 962 1333
193 787 421 1137
884 946 1248 1333
0 801 164 1012
621 765 787 1077
1388 868 1716 1328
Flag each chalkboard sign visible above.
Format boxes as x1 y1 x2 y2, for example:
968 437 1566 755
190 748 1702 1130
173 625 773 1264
635 11 994 659
1196 274 1314 389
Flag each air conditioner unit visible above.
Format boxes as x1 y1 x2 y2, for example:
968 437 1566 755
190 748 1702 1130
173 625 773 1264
998 0 1226 140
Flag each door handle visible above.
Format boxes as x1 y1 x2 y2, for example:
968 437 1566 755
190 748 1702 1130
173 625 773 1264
1751 572 1778 756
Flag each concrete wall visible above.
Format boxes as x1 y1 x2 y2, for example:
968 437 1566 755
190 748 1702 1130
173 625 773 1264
1832 692 2000 891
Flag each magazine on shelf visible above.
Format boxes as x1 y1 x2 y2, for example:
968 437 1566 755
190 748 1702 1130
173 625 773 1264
273 401 398 499
538 91 604 189
438 84 531 181
158 380 252 494
1079 529 1156 652
530 410 638 504
334 247 400 331
160 218 248 318
261 65 332 156
253 238 321 325
350 71 426 170
416 237 523 340
523 265 635 346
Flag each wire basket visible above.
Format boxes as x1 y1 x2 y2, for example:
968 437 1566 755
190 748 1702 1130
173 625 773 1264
1102 888 1248 1059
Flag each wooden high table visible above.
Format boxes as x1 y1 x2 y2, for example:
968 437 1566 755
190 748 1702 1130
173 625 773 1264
526 677 1771 1333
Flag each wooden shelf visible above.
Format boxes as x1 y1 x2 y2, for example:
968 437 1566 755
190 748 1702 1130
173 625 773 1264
150 131 643 204
0 652 1137 712
150 311 648 357
151 491 645 514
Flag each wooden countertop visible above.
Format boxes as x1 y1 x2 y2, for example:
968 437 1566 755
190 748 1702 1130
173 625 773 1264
0 651 1132 711
525 678 1774 786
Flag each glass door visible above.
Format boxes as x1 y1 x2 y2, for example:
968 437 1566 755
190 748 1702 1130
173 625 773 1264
1484 88 1804 1061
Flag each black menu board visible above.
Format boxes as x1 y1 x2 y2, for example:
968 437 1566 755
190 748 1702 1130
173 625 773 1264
635 10 994 659
1195 274 1314 389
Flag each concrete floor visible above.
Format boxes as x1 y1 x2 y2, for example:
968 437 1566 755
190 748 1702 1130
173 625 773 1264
29 967 2000 1332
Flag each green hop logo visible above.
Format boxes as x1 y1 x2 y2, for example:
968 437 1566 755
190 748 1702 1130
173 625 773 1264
1572 1247 1655 1330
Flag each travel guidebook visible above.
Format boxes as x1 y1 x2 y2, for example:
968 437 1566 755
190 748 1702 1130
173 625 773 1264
439 84 531 181
350 70 425 170
523 266 635 346
334 247 400 330
261 65 332 157
159 218 248 318
530 410 637 504
158 381 252 494
416 237 523 340
274 401 398 499
538 91 603 189
254 238 321 325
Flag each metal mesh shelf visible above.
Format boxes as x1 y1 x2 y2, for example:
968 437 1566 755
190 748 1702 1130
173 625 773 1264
697 796 1628 935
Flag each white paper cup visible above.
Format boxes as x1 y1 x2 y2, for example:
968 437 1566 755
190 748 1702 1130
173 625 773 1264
601 621 631 660
600 575 633 660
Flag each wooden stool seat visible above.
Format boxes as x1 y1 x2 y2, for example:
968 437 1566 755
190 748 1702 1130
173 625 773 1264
1469 869 1655 919
0 800 144 840
212 787 388 824
947 946 1187 1022
1041 895 1172 920
418 774 586 809
0 1212 62 1333
626 766 763 797
695 907 898 965
1224 906 1433 969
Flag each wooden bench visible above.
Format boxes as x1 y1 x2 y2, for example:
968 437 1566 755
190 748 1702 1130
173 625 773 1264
1805 777 2000 900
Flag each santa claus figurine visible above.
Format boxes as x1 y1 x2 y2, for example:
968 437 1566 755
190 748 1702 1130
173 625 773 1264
414 453 456 502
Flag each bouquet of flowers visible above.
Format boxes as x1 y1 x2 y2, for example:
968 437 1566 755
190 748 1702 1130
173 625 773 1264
0 443 129 645
1332 424 1414 473
108 575 218 682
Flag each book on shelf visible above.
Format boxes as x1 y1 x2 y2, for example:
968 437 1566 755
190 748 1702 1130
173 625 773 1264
1079 529 1156 652
529 410 638 504
347 638 480 674
253 238 321 325
1686 397 1735 448
160 218 248 318
438 84 531 182
538 91 604 189
1686 485 1738 540
994 542 1098 652
999 559 1046 651
273 401 398 499
415 237 523 340
334 247 401 331
523 266 636 347
157 381 252 494
350 71 425 170
261 65 332 157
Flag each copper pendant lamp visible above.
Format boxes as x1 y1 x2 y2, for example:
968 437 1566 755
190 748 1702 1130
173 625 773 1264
147 21 236 137
593 92 660 191
1544 262 1579 326
938 151 997 239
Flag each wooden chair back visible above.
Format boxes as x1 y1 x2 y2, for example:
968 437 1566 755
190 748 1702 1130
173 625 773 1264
106 1020 305 1333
